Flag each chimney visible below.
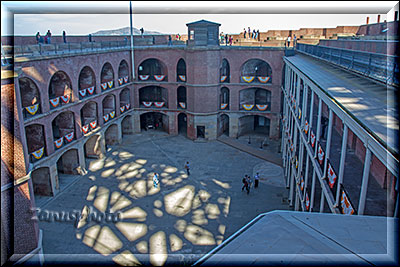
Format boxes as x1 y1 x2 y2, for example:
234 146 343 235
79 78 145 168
377 15 381 23
366 17 369 24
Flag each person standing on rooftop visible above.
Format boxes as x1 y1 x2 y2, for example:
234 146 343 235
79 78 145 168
62 31 67 43
243 28 246 39
46 30 52 44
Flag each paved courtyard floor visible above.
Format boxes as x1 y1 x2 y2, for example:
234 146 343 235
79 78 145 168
36 131 289 266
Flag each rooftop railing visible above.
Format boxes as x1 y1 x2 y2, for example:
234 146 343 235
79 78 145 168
296 43 399 87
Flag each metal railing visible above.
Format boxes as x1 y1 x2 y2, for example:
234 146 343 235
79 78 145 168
8 40 131 58
296 43 399 86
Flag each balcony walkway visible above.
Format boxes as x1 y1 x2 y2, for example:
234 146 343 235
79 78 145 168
285 52 398 156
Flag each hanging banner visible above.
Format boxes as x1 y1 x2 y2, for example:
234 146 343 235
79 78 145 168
79 89 87 97
298 108 301 119
32 147 44 160
220 103 228 110
327 161 337 189
125 104 130 110
305 192 310 211
300 176 304 191
103 114 109 122
87 86 95 95
290 143 294 152
242 104 254 111
139 75 149 81
54 137 64 148
295 156 299 169
304 120 309 134
154 75 165 81
64 132 74 142
120 106 125 113
220 76 227 82
310 131 316 148
257 76 270 83
81 125 90 134
143 101 152 107
124 76 129 83
317 144 325 165
110 111 115 118
340 188 355 215
60 95 70 104
179 102 186 109
90 120 97 129
256 104 268 111
118 78 123 85
154 102 165 108
26 104 39 115
179 75 186 82
107 81 114 88
242 76 255 83
101 82 108 90
49 97 60 108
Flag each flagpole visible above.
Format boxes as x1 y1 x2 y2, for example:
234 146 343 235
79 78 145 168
130 1 135 80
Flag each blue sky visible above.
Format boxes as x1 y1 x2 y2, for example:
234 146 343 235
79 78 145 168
2 1 398 36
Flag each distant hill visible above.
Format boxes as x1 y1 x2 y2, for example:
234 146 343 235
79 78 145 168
92 27 164 36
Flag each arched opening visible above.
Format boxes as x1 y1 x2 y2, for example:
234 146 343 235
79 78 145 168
138 58 168 82
102 94 116 123
118 60 130 85
78 66 96 99
218 114 229 137
100 62 115 90
31 167 52 196
176 58 186 82
239 88 271 111
80 101 98 134
52 111 76 150
177 86 187 109
25 124 46 163
104 124 119 148
140 112 169 132
56 149 80 190
121 115 133 137
240 59 272 84
220 87 230 110
220 59 230 83
119 88 131 113
48 71 73 109
178 113 187 136
238 115 271 137
84 134 102 159
19 77 41 119
139 86 168 108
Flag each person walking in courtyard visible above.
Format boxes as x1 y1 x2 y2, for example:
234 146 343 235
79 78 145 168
242 175 248 192
229 36 233 46
225 34 228 46
184 161 190 176
254 172 260 188
287 35 291 47
243 28 246 39
168 35 172 46
257 30 260 41
153 172 159 189
293 34 297 48
246 175 253 194
140 27 144 38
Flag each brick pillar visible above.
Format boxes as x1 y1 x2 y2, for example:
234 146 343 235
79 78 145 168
1 73 39 263
49 163 60 194
230 116 239 138
133 113 141 133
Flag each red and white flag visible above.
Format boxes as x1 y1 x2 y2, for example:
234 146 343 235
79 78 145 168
327 162 337 188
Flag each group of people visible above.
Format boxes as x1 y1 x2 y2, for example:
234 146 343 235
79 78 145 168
242 172 260 194
35 30 52 44
243 27 260 41
219 32 233 46
286 34 297 48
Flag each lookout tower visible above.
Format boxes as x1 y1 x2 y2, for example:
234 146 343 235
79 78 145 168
186 19 221 47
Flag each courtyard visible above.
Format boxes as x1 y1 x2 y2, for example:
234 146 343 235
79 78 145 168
35 130 289 266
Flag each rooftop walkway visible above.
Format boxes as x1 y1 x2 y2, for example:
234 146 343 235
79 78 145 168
195 210 398 266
